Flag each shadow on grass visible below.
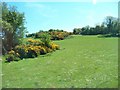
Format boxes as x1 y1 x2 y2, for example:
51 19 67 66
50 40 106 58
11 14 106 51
40 53 52 57
4 59 19 63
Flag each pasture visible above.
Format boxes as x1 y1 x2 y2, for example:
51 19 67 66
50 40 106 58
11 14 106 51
2 35 118 88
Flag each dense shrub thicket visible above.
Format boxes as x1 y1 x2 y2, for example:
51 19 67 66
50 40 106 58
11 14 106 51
6 29 72 62
26 29 72 40
6 35 60 62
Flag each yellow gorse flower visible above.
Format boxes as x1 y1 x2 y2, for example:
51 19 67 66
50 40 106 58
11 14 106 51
8 50 15 54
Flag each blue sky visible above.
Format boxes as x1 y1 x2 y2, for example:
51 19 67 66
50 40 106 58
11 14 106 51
7 1 118 33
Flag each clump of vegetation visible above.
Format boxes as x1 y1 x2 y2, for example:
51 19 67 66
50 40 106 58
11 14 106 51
1 2 26 55
40 33 51 47
6 50 20 62
6 37 60 62
49 30 69 40
26 29 71 40
26 38 43 46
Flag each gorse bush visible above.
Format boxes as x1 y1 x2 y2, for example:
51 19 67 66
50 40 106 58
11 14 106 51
6 50 20 62
15 45 28 59
48 31 69 40
40 33 51 47
26 30 71 40
50 42 60 50
27 39 39 45
26 39 43 46
6 38 60 62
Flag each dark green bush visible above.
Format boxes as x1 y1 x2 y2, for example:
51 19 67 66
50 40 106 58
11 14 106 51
40 33 51 47
6 52 20 62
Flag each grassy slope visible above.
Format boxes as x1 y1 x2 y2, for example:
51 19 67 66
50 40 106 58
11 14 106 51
2 35 118 88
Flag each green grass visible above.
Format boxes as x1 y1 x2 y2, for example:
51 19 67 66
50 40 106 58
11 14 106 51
2 35 118 88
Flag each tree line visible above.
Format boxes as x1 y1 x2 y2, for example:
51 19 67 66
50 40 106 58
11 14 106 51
73 16 120 37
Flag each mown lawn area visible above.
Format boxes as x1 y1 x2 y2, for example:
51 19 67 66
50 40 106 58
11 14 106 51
2 35 118 88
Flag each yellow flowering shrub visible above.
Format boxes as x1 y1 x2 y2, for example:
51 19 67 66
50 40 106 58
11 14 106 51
43 46 53 53
27 38 42 46
6 50 20 62
50 42 60 50
49 31 69 40
40 47 47 55
6 37 60 62
8 50 15 54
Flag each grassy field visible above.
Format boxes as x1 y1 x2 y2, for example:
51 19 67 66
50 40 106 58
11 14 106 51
2 35 118 88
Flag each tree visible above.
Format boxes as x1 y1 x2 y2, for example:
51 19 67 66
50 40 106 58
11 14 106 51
81 25 90 35
73 28 81 35
104 16 120 36
117 18 120 36
100 23 106 34
1 2 26 54
0 20 13 54
104 16 115 34
89 27 95 35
